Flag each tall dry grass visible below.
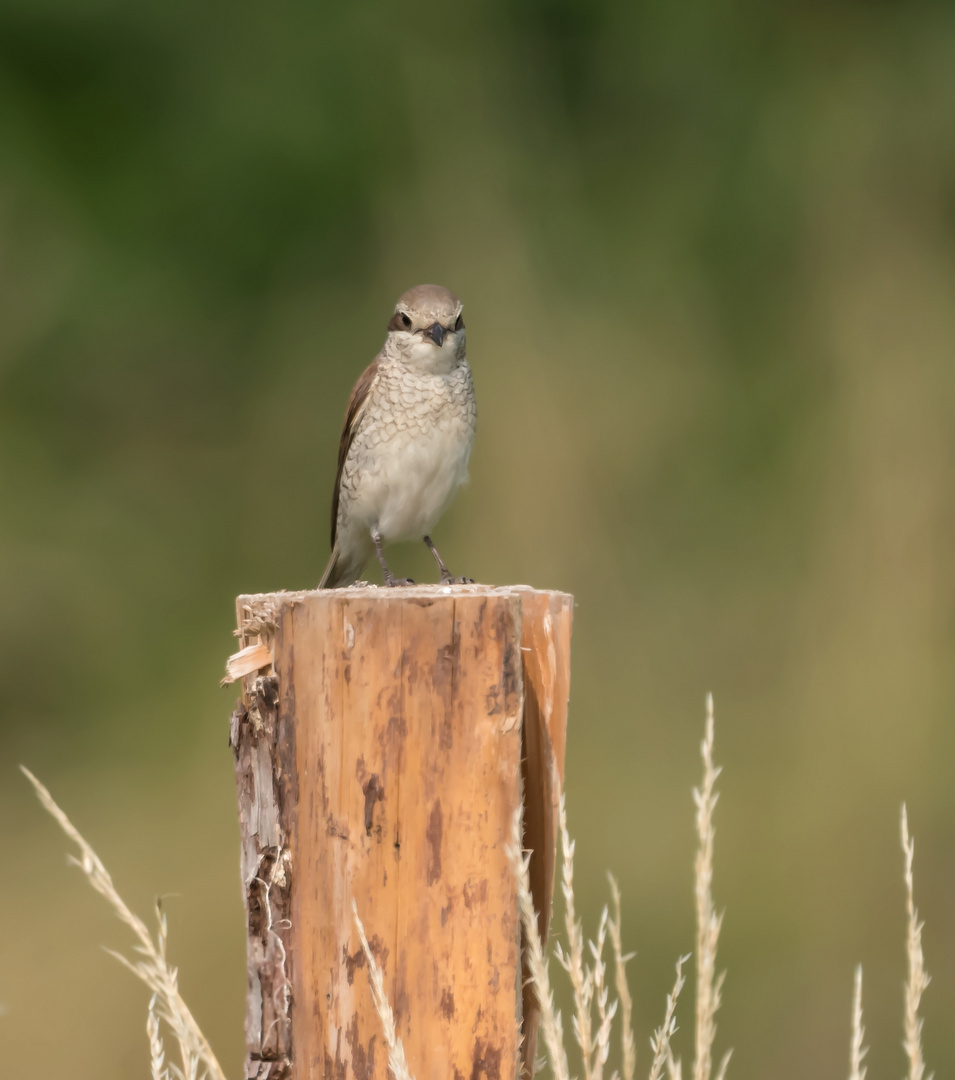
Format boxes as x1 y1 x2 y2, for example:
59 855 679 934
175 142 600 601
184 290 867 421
23 697 934 1080
21 766 226 1080
506 697 932 1080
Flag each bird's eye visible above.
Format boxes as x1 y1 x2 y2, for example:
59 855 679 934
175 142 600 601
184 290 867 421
454 314 465 332
400 313 412 329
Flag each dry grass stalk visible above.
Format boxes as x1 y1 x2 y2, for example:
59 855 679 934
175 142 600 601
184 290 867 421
20 766 226 1080
589 906 618 1080
148 994 171 1080
847 965 867 1080
692 695 730 1080
901 805 931 1080
509 806 571 1080
648 955 689 1080
555 794 597 1080
607 874 636 1080
351 900 414 1080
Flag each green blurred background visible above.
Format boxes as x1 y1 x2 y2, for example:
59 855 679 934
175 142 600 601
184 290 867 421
2 0 953 1076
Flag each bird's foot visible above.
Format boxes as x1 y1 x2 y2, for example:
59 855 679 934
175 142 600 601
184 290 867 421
383 575 415 587
440 572 474 585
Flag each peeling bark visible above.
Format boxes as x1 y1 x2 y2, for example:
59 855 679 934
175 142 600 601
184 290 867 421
232 674 296 1080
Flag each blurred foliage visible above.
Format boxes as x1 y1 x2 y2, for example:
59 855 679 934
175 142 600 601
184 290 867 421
1 0 954 1077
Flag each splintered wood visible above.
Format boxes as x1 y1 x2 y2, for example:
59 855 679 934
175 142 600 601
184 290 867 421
229 585 572 1080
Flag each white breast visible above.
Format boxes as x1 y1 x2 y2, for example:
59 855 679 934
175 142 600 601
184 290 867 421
340 360 476 544
373 417 473 540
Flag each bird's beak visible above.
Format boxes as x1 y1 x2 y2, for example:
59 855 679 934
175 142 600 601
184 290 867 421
427 323 446 347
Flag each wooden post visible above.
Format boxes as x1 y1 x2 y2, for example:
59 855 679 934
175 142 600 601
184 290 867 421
226 585 572 1080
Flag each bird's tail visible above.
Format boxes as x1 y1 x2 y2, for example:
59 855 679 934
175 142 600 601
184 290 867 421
319 541 366 589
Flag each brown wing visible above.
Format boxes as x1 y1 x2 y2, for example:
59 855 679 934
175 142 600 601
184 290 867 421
330 358 379 549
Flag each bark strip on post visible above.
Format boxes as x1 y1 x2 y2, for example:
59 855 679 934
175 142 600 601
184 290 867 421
514 587 573 1078
227 585 572 1080
230 673 295 1077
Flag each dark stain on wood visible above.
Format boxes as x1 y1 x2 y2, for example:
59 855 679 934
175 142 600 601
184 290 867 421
276 635 300 812
324 1030 347 1080
440 988 455 1019
328 816 349 840
440 712 454 751
427 800 443 885
346 1014 376 1080
463 878 488 909
437 622 458 750
470 1039 502 1080
362 774 384 835
343 944 366 986
394 964 410 1026
502 641 520 702
404 651 420 692
438 625 461 669
484 685 503 715
368 934 389 971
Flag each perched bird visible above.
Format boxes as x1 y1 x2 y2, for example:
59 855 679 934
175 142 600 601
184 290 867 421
319 284 477 588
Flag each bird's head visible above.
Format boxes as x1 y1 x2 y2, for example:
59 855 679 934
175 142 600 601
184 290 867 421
386 284 466 372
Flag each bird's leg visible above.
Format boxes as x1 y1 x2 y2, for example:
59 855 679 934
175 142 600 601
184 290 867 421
424 535 474 585
372 526 414 586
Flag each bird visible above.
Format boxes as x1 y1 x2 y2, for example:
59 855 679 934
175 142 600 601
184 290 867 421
319 284 477 589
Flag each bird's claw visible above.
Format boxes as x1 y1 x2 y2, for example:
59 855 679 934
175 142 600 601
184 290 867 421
440 573 474 585
384 576 415 587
